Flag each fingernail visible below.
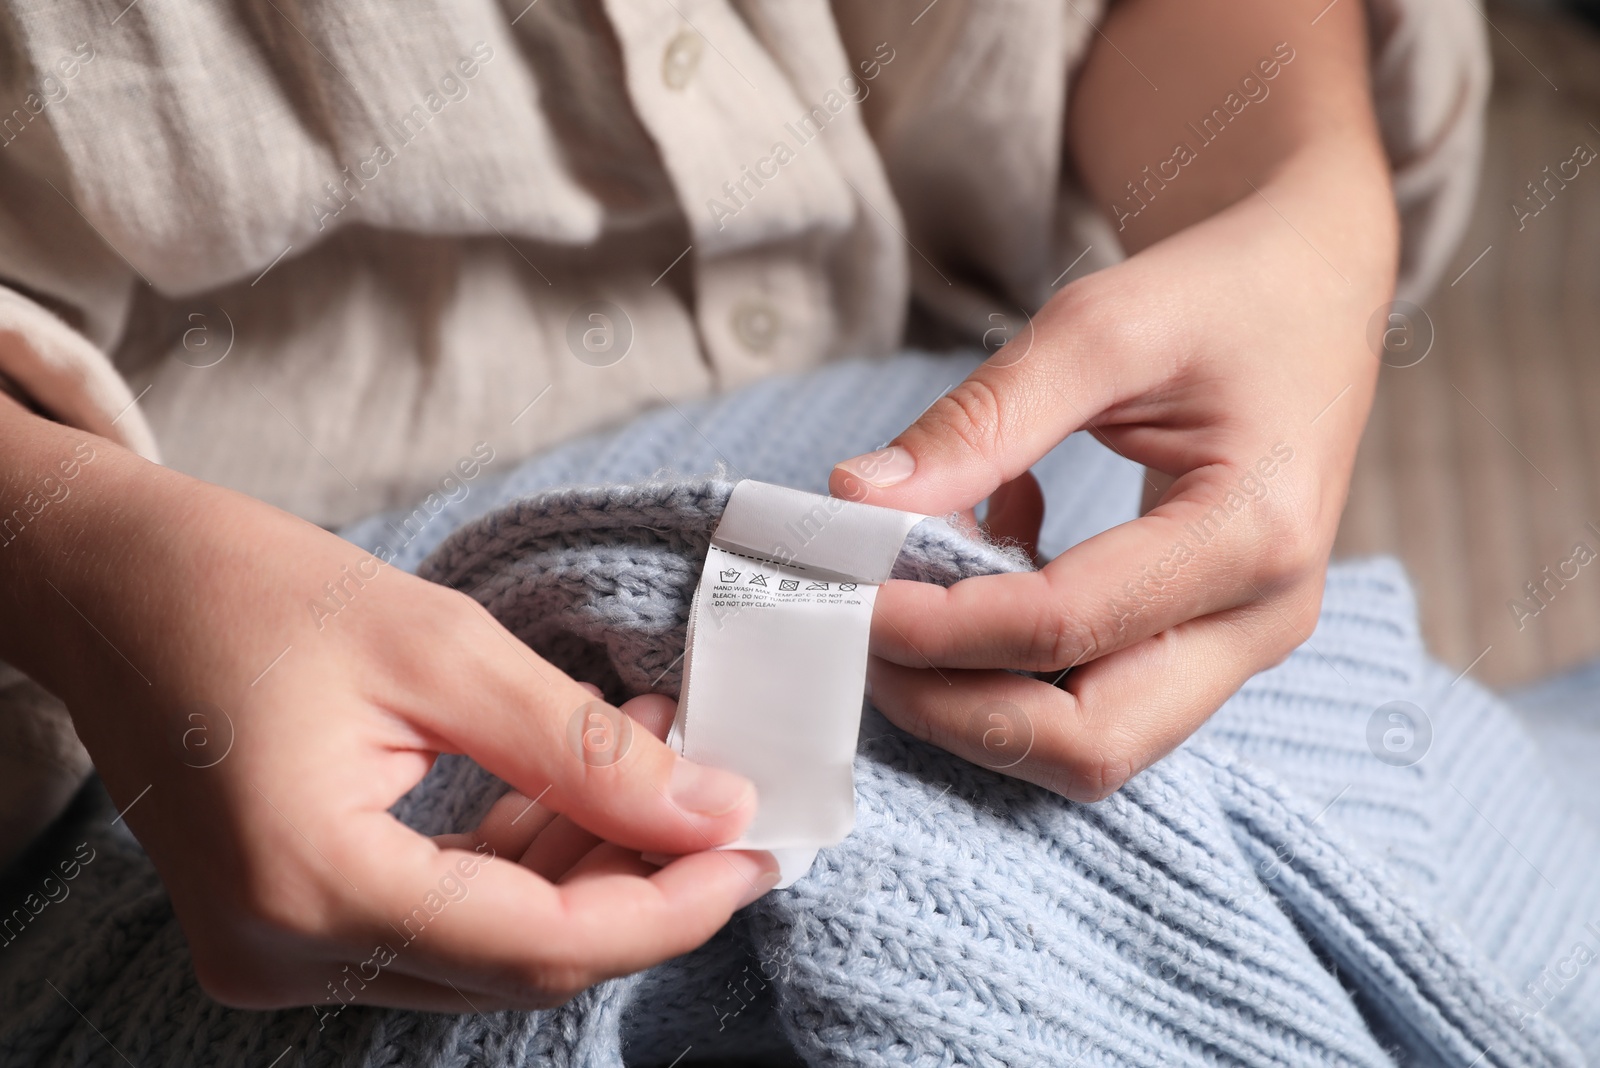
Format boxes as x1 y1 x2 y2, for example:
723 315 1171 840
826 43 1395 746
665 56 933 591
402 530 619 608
736 861 783 908
835 446 915 489
669 758 756 818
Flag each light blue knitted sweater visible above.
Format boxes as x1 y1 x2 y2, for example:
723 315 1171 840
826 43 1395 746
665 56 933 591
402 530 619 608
3 352 1599 1067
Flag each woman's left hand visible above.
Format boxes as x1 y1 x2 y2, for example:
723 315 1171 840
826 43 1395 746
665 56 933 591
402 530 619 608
830 150 1395 800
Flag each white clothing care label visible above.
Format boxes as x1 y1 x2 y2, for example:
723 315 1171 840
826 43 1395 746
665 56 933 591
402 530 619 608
668 480 929 888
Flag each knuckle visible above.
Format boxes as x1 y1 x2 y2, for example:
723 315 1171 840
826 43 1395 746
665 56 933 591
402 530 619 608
1068 748 1138 802
1027 606 1105 671
234 878 318 937
433 583 494 636
384 581 489 672
1252 492 1324 588
190 963 260 1008
888 697 957 756
237 891 338 955
1254 585 1326 665
903 704 944 749
221 841 351 946
1051 274 1139 353
922 378 1007 465
560 732 611 798
512 961 592 1009
1035 731 1137 802
188 936 299 1009
1285 593 1323 641
428 585 534 686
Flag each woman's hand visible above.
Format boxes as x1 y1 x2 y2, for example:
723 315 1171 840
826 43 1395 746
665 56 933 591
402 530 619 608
0 403 778 1013
831 0 1399 802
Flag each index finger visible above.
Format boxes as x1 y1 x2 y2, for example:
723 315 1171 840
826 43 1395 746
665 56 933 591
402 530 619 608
399 594 758 856
870 457 1308 672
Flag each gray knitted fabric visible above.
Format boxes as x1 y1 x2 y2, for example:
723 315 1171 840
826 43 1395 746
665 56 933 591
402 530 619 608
415 479 1030 704
4 353 1600 1067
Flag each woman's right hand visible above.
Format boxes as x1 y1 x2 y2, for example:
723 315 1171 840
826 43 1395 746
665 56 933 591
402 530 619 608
0 400 778 1014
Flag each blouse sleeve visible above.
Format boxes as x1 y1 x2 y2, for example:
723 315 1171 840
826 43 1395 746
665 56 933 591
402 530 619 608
1364 0 1493 301
0 286 160 461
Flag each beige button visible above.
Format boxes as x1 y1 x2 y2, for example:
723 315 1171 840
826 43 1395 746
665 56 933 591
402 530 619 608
662 30 702 90
732 300 781 354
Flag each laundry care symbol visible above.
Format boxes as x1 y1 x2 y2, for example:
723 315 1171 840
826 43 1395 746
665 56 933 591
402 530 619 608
719 568 740 583
748 573 767 586
779 579 800 591
806 581 829 590
838 583 857 592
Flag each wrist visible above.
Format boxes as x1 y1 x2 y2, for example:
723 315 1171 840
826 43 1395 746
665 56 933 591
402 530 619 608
0 404 170 699
1253 137 1400 304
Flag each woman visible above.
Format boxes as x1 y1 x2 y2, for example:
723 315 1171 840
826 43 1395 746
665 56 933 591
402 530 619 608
0 0 1483 1025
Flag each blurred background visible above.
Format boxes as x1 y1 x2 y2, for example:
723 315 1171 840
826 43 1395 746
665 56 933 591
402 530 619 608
1333 0 1600 789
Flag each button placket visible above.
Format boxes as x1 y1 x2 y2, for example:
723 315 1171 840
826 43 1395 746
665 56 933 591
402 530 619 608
599 1 852 378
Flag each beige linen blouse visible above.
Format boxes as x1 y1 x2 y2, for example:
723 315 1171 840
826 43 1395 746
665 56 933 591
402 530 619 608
0 0 1487 528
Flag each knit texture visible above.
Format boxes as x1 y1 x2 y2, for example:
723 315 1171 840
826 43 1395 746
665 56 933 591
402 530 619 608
3 352 1599 1067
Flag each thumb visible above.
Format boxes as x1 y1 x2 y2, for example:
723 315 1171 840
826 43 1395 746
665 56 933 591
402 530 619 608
829 365 1084 515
